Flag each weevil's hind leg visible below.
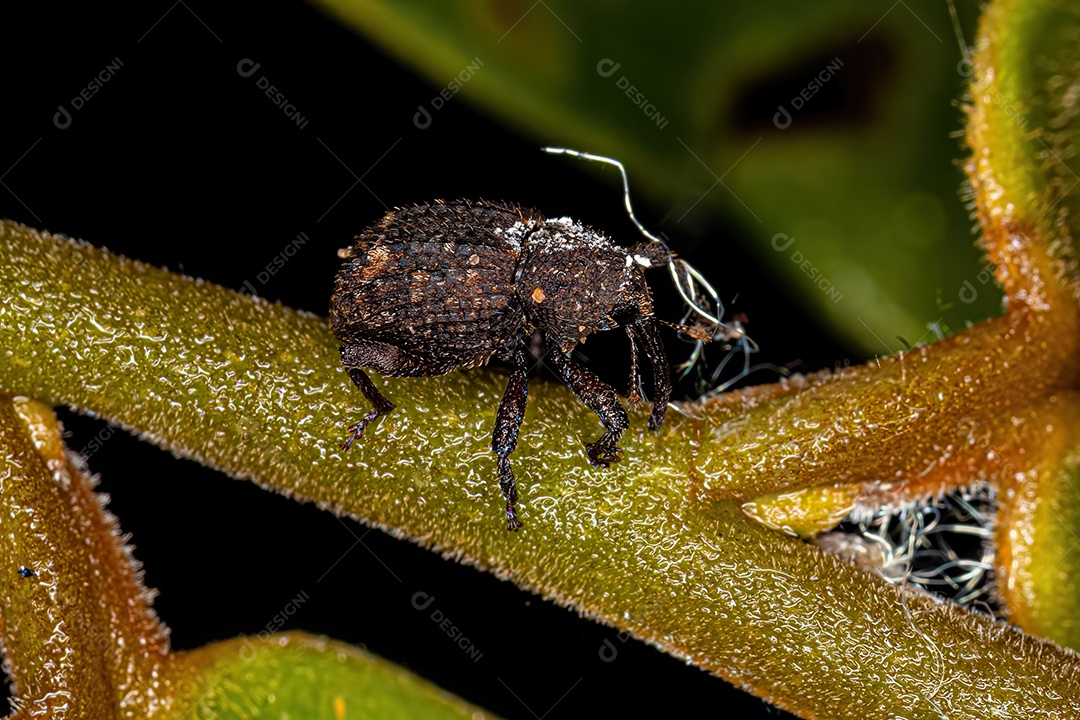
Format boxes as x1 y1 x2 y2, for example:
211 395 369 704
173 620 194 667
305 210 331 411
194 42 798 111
342 367 396 450
629 320 672 431
339 342 397 451
548 346 629 468
492 346 529 530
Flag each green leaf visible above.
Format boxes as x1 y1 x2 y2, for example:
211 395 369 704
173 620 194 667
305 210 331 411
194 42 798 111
174 633 493 719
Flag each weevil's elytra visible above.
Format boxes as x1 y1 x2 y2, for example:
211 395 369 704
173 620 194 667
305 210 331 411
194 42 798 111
330 199 676 531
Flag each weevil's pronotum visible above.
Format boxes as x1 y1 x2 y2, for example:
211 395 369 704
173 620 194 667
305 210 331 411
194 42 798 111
330 148 747 530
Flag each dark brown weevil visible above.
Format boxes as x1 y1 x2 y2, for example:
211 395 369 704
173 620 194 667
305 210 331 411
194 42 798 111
330 200 677 530
330 149 739 531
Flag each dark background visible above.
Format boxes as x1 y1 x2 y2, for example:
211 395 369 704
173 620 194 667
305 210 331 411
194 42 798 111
0 3 870 717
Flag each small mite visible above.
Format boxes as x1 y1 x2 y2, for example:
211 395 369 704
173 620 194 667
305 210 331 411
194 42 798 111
19 566 36 578
330 149 736 531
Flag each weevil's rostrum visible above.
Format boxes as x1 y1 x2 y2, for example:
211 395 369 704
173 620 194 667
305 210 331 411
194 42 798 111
330 199 674 530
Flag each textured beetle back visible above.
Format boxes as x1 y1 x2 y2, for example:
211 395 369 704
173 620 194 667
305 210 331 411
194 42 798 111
331 201 542 369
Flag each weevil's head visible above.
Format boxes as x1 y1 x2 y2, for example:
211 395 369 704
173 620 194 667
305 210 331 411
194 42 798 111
606 239 672 324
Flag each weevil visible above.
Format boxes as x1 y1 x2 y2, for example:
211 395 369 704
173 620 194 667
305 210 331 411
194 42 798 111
330 149 741 530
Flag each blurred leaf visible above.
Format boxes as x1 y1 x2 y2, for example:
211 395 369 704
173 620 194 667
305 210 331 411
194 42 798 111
174 633 495 719
311 0 1000 350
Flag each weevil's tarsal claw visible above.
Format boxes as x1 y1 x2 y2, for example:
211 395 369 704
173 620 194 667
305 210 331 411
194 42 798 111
341 428 360 452
506 505 523 531
586 435 622 468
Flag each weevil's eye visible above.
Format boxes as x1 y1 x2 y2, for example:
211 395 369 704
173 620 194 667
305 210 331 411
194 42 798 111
611 301 644 327
610 305 637 326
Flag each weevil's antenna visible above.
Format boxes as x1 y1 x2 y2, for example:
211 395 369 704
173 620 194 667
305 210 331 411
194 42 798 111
542 147 740 334
542 146 769 392
542 147 665 244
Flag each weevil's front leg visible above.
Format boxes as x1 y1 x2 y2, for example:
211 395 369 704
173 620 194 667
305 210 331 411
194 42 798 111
628 319 672 431
626 326 643 406
492 346 529 530
547 346 629 468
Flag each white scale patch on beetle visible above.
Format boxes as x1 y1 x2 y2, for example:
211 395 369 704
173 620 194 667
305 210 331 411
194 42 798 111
539 219 614 252
492 220 536 251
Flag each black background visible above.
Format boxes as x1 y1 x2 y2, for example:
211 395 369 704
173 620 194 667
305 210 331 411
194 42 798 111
0 3 878 717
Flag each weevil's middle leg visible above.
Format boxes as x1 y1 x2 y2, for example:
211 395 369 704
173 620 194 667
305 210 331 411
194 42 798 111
547 346 629 468
493 347 529 530
629 320 672 431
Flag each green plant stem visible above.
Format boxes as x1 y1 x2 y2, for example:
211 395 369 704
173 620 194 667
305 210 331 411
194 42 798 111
0 395 499 718
0 396 171 717
2 222 1078 718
